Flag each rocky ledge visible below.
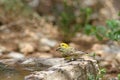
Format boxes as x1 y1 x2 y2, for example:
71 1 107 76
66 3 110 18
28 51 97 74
24 58 99 80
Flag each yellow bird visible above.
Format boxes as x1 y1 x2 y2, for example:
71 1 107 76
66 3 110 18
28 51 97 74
56 43 88 61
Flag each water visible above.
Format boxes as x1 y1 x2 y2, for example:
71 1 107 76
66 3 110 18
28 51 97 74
0 63 31 80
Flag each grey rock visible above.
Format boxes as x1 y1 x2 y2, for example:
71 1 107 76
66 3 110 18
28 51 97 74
40 38 57 47
8 52 25 59
24 58 99 80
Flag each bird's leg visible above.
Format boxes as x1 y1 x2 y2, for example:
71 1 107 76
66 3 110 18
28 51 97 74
64 56 77 62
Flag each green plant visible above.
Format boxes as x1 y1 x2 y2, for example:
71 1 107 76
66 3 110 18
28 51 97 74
88 68 106 80
55 0 93 42
88 52 97 59
96 68 106 80
0 0 32 17
88 74 95 80
58 1 80 42
106 20 120 41
84 19 120 42
56 1 120 43
80 8 92 26
118 74 120 80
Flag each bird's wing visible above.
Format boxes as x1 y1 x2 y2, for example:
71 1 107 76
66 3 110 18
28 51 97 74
74 51 87 54
71 48 87 55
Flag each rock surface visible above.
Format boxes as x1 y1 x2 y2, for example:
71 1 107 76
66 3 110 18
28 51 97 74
24 58 99 80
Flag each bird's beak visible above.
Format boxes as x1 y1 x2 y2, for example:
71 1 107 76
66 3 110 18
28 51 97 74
56 47 60 51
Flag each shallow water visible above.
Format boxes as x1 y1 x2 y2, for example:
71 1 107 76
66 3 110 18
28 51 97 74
0 71 30 80
0 63 31 80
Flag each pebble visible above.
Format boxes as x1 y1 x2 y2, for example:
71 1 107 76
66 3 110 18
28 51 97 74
0 52 2 56
19 43 35 54
115 53 120 63
82 0 97 7
21 58 35 65
38 45 51 52
0 45 7 53
40 38 57 47
7 52 25 59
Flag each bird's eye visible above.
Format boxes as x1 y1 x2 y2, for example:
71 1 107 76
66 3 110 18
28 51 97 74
60 44 64 47
61 44 64 47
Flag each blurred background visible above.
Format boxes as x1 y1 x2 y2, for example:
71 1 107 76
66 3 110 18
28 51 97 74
0 0 120 80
